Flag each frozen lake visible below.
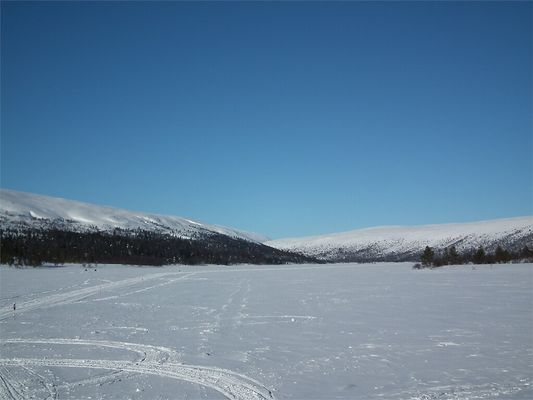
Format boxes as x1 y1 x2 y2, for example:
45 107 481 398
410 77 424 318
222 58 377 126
0 262 532 399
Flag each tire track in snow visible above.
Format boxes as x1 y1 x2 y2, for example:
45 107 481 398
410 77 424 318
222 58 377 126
0 339 275 400
21 366 58 400
1 338 179 397
0 358 274 400
93 275 190 302
0 366 29 400
57 369 134 392
2 338 180 364
0 272 193 320
0 263 370 320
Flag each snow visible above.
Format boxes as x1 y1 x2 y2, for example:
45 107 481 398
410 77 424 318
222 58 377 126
267 217 533 259
0 189 269 243
1 263 532 399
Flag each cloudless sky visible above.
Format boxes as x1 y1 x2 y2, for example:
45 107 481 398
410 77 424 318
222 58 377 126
1 1 532 239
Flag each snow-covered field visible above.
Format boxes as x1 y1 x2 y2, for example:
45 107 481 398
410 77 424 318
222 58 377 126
0 263 532 400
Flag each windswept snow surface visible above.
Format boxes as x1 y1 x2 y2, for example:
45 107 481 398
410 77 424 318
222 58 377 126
0 189 268 242
1 263 532 399
267 217 533 261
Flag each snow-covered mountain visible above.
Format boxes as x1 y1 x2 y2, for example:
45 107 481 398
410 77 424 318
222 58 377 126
2 188 532 265
266 217 533 262
0 189 268 243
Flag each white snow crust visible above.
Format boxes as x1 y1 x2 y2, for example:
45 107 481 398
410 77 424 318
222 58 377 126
1 263 532 399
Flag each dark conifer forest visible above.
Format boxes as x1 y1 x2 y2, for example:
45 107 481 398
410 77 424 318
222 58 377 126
0 227 319 267
414 244 533 269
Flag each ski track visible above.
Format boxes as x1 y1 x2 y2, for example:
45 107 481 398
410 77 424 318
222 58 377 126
21 366 58 400
0 272 192 320
0 269 276 400
0 264 363 322
0 357 274 400
0 368 23 400
2 338 180 364
0 365 41 400
0 338 180 396
0 281 89 307
93 275 191 302
0 338 275 399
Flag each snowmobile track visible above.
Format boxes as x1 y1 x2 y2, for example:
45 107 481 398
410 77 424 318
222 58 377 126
0 338 275 400
0 272 193 320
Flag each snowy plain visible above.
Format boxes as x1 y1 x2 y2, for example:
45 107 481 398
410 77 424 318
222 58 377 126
0 263 532 400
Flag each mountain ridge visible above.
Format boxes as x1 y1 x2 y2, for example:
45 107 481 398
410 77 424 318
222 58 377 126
0 189 317 266
0 188 268 243
266 216 533 262
2 188 531 265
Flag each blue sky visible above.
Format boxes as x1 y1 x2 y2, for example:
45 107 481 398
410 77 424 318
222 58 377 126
1 1 532 239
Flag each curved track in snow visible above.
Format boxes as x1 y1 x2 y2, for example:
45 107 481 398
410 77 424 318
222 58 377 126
0 339 274 400
0 357 274 400
0 271 276 399
2 338 180 364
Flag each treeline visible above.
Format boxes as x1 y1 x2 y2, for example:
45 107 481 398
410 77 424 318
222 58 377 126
0 227 319 267
415 244 533 269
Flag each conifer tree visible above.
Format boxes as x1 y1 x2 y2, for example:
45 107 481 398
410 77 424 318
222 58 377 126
494 245 511 263
520 246 533 260
421 246 435 267
473 246 486 264
448 245 461 265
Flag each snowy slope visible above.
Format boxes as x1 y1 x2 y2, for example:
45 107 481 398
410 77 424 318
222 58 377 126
267 217 533 261
0 189 268 243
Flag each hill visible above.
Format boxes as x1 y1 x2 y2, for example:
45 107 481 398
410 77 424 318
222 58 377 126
266 217 533 262
0 189 317 266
